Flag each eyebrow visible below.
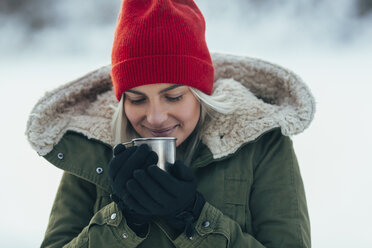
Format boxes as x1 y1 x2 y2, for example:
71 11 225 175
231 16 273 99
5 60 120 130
126 84 183 95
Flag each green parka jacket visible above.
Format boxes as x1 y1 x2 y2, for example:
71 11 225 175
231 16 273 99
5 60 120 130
26 53 315 248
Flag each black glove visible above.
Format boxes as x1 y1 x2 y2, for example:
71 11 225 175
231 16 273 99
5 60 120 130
124 160 206 238
108 143 158 237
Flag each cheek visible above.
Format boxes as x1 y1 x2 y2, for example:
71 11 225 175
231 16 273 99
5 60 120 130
124 102 140 125
179 98 200 125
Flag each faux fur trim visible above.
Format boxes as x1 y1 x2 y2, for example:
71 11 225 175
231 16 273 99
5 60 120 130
203 53 315 158
26 53 315 158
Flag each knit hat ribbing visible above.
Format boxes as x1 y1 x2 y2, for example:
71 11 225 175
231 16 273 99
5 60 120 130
111 0 215 101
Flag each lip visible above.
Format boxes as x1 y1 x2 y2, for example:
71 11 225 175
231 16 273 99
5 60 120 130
147 125 179 137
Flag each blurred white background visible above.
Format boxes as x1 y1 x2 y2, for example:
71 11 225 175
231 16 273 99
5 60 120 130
1 0 371 247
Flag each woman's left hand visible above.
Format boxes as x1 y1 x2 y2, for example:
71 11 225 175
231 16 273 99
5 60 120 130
124 160 205 237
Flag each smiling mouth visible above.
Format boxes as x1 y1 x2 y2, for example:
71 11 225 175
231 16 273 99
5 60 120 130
148 125 179 137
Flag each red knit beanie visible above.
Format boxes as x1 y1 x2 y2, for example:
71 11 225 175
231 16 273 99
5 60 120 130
111 0 214 101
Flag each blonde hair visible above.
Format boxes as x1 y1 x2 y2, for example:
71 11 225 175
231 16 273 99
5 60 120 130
111 86 236 164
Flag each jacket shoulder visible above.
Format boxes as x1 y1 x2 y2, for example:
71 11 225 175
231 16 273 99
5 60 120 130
225 128 291 161
43 131 113 192
249 128 293 166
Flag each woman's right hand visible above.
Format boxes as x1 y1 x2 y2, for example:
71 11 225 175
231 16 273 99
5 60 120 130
108 143 158 237
108 143 158 199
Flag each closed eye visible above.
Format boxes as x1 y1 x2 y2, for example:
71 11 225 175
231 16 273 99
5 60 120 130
129 98 146 104
166 95 183 102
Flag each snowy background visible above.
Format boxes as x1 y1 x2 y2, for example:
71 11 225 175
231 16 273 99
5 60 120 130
1 0 372 247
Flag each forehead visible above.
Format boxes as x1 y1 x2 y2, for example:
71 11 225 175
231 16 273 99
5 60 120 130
126 83 186 94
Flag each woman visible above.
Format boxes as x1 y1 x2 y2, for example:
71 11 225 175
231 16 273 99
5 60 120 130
26 0 315 247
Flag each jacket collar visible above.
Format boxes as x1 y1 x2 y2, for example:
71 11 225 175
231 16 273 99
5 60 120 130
26 53 315 159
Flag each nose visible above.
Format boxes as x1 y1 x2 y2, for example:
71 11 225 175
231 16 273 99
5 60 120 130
146 101 168 127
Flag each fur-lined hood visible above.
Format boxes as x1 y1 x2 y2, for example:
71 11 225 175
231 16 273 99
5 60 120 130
26 53 315 159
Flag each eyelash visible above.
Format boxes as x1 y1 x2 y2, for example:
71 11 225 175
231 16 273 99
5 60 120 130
129 95 183 105
166 95 183 102
129 99 145 104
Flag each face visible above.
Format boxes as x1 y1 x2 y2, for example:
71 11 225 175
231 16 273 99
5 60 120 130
124 84 201 146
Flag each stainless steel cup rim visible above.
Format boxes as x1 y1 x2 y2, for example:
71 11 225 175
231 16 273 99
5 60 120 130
132 137 177 142
118 137 177 172
120 137 177 146
116 137 177 149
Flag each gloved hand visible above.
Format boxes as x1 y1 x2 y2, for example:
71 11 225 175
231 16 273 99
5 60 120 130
124 160 206 238
108 143 158 237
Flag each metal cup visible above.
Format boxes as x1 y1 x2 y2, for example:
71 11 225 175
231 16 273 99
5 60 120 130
122 137 177 171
